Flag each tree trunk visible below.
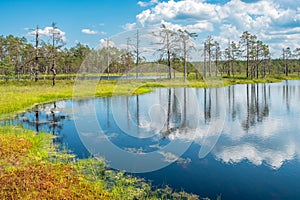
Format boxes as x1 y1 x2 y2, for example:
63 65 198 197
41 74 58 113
183 42 187 81
203 42 206 79
167 50 171 79
51 65 56 86
35 26 39 82
246 41 249 78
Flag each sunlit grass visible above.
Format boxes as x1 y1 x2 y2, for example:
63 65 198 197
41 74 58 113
0 80 153 119
1 74 300 119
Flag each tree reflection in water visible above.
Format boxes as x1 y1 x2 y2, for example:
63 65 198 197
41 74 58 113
8 101 71 146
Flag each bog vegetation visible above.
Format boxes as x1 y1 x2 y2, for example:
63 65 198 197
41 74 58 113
0 126 203 199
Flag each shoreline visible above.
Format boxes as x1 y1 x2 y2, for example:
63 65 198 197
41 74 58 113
1 75 299 120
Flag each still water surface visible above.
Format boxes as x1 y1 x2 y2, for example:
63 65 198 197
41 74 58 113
5 80 300 199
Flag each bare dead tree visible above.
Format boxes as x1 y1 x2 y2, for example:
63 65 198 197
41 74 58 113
204 42 207 79
283 47 291 76
177 29 197 81
153 24 177 79
214 41 221 77
134 30 141 78
205 36 215 77
34 25 39 82
126 37 131 77
49 22 63 86
106 38 110 79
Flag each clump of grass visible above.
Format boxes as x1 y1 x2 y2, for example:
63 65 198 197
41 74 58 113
0 163 111 200
0 133 32 158
0 126 51 167
0 126 109 199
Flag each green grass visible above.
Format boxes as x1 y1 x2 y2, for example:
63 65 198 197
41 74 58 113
0 79 154 119
1 74 300 119
0 78 216 118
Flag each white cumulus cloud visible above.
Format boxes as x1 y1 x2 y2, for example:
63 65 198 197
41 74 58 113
98 38 115 49
138 0 159 7
82 29 98 35
28 26 66 41
124 0 300 57
122 23 137 31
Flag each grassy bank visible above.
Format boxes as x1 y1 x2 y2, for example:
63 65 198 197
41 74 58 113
0 126 200 199
0 79 153 119
1 75 299 119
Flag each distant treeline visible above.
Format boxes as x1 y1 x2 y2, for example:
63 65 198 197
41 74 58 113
1 25 300 82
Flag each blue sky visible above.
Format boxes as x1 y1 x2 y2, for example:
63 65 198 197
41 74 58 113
0 0 300 57
0 0 144 47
